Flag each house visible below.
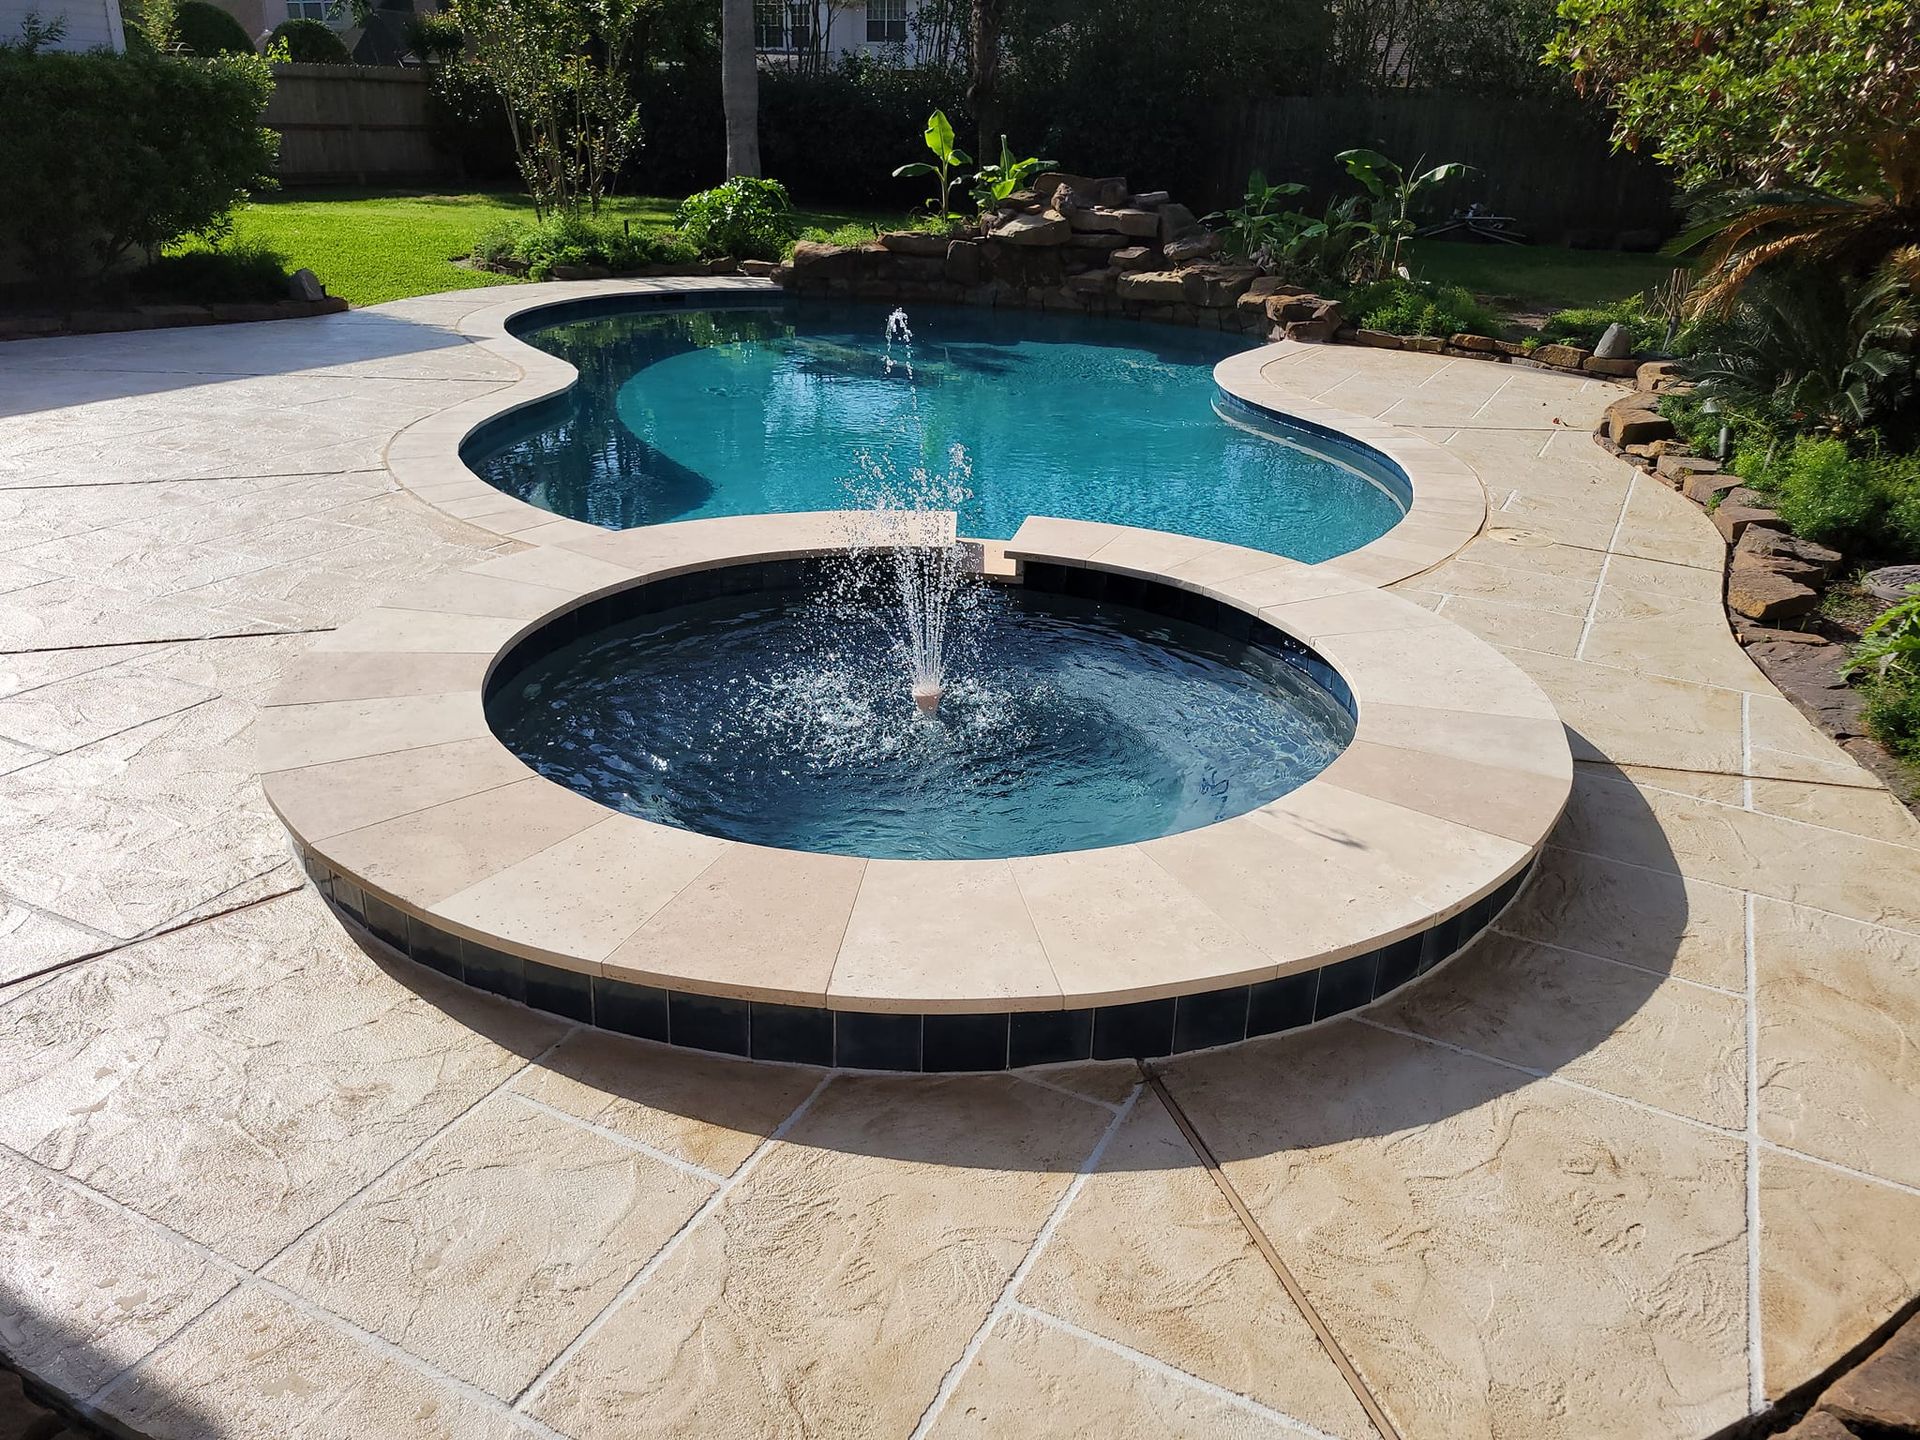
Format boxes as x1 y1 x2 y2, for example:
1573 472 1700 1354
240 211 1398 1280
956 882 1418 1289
753 0 933 65
1 0 125 49
202 0 438 61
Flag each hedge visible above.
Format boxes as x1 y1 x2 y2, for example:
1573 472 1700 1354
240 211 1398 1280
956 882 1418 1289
0 48 277 286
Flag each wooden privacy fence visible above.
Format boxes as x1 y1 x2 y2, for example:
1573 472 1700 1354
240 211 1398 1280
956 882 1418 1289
1208 94 1674 245
263 63 445 185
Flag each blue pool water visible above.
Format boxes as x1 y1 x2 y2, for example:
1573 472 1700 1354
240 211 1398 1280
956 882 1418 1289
488 568 1355 861
465 299 1408 561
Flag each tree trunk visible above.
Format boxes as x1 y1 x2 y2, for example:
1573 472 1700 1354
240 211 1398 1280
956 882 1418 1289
967 0 1001 162
721 0 761 177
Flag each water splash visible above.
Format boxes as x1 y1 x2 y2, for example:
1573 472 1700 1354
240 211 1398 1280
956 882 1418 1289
838 307 981 716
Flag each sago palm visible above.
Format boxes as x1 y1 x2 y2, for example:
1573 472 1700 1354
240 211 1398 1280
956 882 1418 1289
1679 132 1920 316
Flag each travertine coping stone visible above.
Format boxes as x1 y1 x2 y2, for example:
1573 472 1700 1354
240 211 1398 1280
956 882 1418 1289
259 512 1567 1018
1215 348 1488 586
381 279 1485 595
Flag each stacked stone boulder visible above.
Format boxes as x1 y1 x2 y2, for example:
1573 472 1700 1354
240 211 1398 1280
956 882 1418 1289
1591 363 1841 625
779 174 1310 334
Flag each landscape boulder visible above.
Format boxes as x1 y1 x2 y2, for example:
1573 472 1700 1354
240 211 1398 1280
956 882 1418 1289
879 231 951 257
1865 564 1920 603
1534 343 1591 370
1355 329 1403 349
1593 321 1633 359
1655 452 1720 486
1821 1314 1920 1432
1682 471 1743 506
288 267 326 302
1736 528 1842 584
1603 394 1676 446
1109 246 1157 271
992 211 1071 246
1180 263 1259 307
1116 271 1188 303
1713 487 1788 543
1727 558 1819 621
1635 360 1685 392
1163 232 1221 263
1038 174 1129 209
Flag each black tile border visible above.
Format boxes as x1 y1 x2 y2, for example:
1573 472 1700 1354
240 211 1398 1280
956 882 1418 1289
309 853 1537 1073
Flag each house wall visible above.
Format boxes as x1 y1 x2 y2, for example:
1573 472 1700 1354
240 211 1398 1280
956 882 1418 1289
2 0 125 50
756 0 932 65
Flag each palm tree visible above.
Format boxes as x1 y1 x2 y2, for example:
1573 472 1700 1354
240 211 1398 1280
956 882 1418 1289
721 0 760 177
1680 133 1920 316
967 0 1002 162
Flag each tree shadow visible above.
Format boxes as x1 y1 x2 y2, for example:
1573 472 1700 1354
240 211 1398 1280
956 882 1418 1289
0 308 493 422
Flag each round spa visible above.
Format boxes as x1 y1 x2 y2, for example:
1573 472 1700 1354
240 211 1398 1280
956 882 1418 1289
261 516 1571 1075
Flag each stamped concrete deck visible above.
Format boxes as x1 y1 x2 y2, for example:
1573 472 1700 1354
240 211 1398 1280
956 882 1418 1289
3 283 1919 1439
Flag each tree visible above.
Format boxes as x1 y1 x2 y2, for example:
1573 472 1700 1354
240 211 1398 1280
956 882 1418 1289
966 0 1000 161
452 0 645 218
1546 0 1919 194
720 0 758 175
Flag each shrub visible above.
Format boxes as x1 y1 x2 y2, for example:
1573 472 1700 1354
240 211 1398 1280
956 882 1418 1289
425 60 517 179
674 177 796 261
1734 435 1920 559
131 237 291 301
0 48 277 285
1863 671 1920 765
1350 278 1503 338
403 10 464 62
268 18 349 62
174 0 254 55
1541 296 1665 354
473 215 699 279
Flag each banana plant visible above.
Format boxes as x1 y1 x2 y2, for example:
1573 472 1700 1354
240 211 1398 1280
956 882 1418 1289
893 110 972 219
1338 148 1475 280
969 135 1058 212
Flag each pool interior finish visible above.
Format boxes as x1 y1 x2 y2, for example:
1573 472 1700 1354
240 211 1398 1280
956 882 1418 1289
485 558 1357 862
465 298 1409 562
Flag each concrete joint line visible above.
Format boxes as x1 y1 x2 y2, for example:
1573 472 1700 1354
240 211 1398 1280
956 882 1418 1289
1139 1063 1405 1440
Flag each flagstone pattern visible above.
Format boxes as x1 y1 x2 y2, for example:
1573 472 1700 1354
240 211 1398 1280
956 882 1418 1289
0 281 1912 1439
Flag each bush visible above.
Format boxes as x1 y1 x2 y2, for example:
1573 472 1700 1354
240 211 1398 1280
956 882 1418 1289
1863 670 1920 764
131 237 291 301
174 0 254 55
268 18 349 62
425 60 517 179
403 10 464 61
1733 435 1920 559
1349 278 1503 338
473 215 700 280
1541 296 1665 354
674 177 796 261
0 48 277 286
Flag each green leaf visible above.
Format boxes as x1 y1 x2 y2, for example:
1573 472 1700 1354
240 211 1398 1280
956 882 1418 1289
924 109 957 163
893 162 938 179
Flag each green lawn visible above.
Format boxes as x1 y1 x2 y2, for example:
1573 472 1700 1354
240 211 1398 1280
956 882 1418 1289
224 189 900 307
1402 238 1686 311
217 188 1685 313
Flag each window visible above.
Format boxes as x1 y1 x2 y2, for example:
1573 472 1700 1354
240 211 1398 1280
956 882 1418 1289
866 0 906 42
784 0 814 49
755 0 815 49
753 0 784 49
287 0 332 18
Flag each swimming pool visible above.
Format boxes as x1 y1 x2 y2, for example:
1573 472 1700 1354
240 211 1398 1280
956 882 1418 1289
463 298 1410 562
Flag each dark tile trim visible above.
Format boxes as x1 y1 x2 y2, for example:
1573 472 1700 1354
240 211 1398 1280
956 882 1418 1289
316 854 1538 1073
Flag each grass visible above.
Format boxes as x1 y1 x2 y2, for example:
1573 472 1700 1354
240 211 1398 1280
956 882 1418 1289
204 188 1687 313
216 189 902 307
1401 239 1687 312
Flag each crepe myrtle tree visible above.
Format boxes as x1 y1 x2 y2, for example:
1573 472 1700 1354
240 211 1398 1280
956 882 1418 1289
450 0 645 218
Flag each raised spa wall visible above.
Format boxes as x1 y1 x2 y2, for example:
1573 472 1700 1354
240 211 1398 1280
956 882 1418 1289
288 554 1540 1073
